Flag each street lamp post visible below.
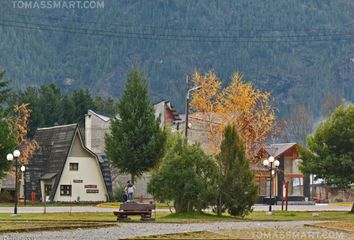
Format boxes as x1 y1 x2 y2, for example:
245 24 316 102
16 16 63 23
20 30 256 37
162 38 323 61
263 156 280 213
7 150 21 215
184 80 201 138
20 165 26 206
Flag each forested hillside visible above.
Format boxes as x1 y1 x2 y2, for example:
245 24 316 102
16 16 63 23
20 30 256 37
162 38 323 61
0 0 353 117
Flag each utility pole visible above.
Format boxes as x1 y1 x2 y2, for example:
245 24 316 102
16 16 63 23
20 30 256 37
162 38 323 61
184 75 190 138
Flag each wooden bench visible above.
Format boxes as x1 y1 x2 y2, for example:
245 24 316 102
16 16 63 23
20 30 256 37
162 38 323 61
113 202 155 221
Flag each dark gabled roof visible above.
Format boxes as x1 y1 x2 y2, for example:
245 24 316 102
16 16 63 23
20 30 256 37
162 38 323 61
263 143 297 158
27 124 77 201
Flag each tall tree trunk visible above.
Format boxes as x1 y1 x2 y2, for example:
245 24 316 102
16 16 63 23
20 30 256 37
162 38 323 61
131 174 135 184
217 193 222 216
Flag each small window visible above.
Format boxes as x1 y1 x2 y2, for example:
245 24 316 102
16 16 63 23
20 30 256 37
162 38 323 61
69 163 79 171
60 185 72 196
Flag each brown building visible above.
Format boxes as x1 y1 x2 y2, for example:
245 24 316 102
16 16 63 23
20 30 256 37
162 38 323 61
255 143 310 202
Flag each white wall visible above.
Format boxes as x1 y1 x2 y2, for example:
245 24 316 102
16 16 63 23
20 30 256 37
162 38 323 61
54 134 107 202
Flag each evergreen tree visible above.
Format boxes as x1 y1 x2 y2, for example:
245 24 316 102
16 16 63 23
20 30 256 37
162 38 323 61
105 67 166 182
299 105 354 212
38 84 63 127
148 135 218 213
61 94 75 124
0 71 11 111
0 110 17 177
72 89 96 124
216 125 258 217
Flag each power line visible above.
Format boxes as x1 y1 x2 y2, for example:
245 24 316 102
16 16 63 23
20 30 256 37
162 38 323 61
0 18 354 43
2 17 354 40
5 12 354 34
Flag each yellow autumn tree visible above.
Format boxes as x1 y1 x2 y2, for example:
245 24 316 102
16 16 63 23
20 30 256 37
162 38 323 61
11 103 38 164
190 71 276 158
190 71 223 152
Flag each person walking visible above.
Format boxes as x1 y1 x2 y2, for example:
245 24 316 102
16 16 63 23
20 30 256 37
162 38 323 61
126 181 136 201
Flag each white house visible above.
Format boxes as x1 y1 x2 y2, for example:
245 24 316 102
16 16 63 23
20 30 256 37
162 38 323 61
25 124 111 202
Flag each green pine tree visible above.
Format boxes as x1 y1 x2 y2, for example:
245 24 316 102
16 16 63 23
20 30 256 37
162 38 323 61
299 105 354 212
216 125 258 217
0 110 17 177
0 71 11 111
105 67 166 182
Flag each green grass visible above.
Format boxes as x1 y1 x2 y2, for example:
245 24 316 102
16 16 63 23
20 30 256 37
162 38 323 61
159 211 354 223
0 212 117 222
0 221 116 233
0 202 97 207
243 211 354 222
0 211 352 224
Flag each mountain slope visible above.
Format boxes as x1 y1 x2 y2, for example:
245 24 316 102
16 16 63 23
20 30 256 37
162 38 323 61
0 0 353 116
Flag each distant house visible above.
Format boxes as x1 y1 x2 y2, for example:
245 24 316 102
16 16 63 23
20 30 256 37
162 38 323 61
255 143 310 202
154 100 182 128
25 124 112 202
84 100 181 198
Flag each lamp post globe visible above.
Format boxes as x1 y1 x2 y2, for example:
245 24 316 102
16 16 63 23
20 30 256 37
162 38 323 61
6 153 13 161
20 165 26 172
13 150 20 158
263 159 269 166
274 160 280 167
268 156 275 163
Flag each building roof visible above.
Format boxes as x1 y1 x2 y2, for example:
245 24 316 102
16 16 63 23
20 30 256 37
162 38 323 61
263 143 297 158
154 100 182 121
87 109 111 122
40 173 57 180
28 124 77 200
27 124 112 201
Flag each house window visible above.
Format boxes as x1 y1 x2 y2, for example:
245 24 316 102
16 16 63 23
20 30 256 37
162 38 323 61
257 177 270 196
285 177 304 196
284 157 302 174
44 184 52 196
69 163 79 171
60 185 72 196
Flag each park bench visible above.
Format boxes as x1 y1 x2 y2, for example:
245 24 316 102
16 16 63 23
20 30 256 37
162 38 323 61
113 202 155 221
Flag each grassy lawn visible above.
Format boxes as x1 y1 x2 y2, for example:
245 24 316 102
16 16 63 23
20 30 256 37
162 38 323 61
309 221 354 233
0 202 97 207
0 220 115 233
0 211 352 223
0 212 117 222
159 211 354 223
328 202 354 207
0 211 351 235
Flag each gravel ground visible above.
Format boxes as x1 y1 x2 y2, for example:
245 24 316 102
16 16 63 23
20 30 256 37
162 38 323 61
1 221 353 240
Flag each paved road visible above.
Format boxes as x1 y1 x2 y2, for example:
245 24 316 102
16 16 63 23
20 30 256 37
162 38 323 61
1 221 353 240
0 204 351 213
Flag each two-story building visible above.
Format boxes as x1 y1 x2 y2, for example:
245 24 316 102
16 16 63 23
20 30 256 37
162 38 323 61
255 143 310 202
